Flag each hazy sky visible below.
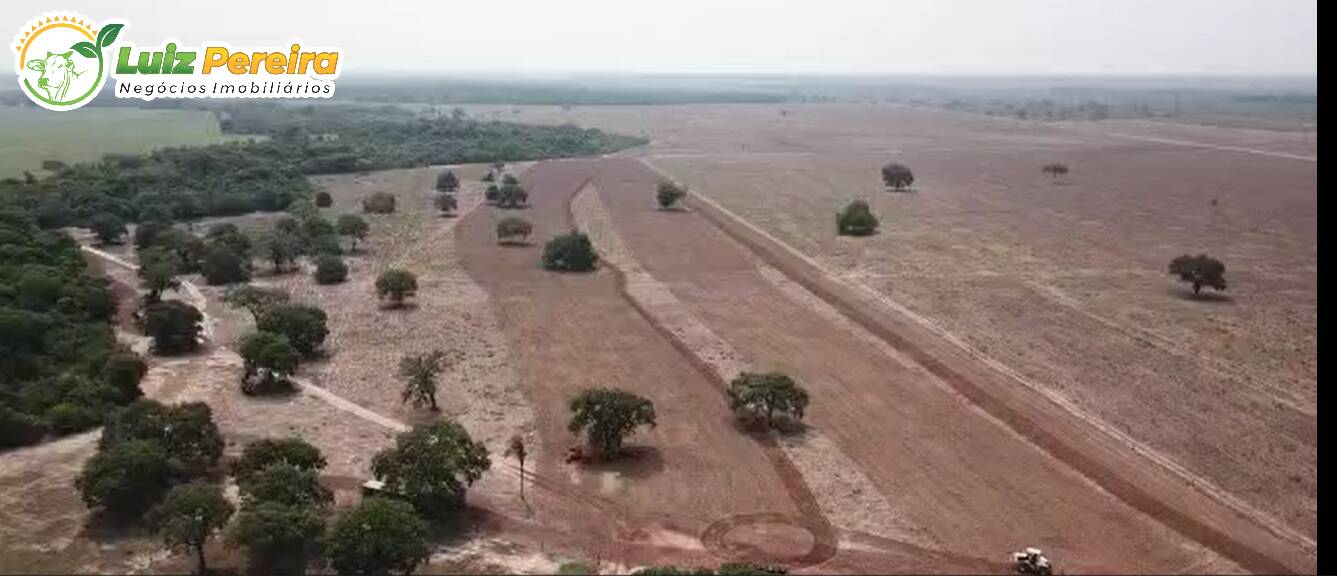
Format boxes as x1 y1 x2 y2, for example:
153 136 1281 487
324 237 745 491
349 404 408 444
5 0 1317 75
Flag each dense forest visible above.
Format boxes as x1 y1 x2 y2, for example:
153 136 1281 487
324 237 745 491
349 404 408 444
1 211 144 448
0 104 645 449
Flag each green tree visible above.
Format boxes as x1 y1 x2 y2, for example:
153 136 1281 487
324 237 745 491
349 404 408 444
206 223 252 258
265 231 302 273
496 216 533 244
222 285 289 322
149 482 235 575
881 162 915 191
362 192 397 214
370 421 491 516
101 351 148 403
89 213 127 245
142 300 202 354
836 199 879 236
436 170 459 193
326 498 429 576
399 349 449 411
496 180 529 209
375 269 418 308
314 254 349 285
727 372 809 429
257 304 328 358
235 437 327 484
238 331 301 394
230 500 325 576
656 180 687 210
1168 254 1227 296
505 435 528 503
315 190 333 208
303 216 335 239
100 400 225 476
542 231 598 272
716 563 788 575
336 214 370 252
138 247 182 304
76 439 172 516
238 463 333 508
201 244 251 285
485 183 501 203
568 388 656 457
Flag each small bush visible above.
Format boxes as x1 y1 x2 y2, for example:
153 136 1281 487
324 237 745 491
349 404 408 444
314 191 333 208
542 231 598 272
836 200 879 236
362 192 396 214
656 180 687 209
375 269 419 308
496 217 534 244
314 254 348 285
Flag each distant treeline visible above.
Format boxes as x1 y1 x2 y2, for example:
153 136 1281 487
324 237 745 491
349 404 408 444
0 104 645 228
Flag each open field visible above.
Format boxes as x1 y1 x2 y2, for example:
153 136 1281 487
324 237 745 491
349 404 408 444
0 102 1316 574
0 105 252 178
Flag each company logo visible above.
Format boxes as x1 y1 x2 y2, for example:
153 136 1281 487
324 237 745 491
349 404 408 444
12 11 342 111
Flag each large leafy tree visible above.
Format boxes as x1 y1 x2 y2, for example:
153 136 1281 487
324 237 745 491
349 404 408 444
138 247 182 305
234 437 327 483
656 180 687 210
149 482 235 575
221 285 289 322
142 300 203 355
230 500 325 576
100 400 225 476
256 304 328 358
727 372 809 429
370 420 491 516
541 231 598 272
89 213 127 245
326 498 429 576
336 214 369 251
238 331 301 394
836 199 879 237
75 439 172 516
238 463 333 508
567 388 656 457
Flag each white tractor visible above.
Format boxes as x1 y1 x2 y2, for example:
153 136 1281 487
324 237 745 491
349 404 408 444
1011 547 1053 575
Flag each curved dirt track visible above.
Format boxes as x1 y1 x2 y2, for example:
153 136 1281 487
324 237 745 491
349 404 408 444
551 157 1302 574
455 160 832 569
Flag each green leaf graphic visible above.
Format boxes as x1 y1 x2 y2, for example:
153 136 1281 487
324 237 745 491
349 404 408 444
71 41 98 59
97 23 124 48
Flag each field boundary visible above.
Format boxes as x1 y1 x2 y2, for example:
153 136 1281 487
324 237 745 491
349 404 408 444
642 159 1315 574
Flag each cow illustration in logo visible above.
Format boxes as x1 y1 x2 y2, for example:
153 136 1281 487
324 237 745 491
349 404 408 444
11 12 122 111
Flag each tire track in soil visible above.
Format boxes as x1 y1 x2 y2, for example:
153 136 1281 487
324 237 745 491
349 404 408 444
659 163 1313 574
558 177 839 569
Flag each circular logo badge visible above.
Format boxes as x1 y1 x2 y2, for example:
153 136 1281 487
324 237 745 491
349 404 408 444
11 12 124 111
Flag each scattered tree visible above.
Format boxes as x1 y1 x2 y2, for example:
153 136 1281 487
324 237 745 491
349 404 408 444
256 304 328 358
149 482 234 575
542 231 599 272
201 244 252 285
89 213 128 245
370 421 491 516
434 193 458 216
656 180 687 210
1168 254 1227 296
230 500 324 576
76 439 172 516
375 269 418 308
496 180 529 209
485 183 501 203
138 247 182 304
222 285 289 322
234 437 327 484
505 435 528 503
314 190 333 208
142 300 203 354
238 331 301 394
399 349 449 411
836 199 879 236
1042 163 1070 179
264 231 302 273
881 162 915 191
436 170 459 193
100 400 225 476
309 233 343 256
336 214 370 252
326 498 429 576
496 217 534 245
314 254 349 284
727 372 809 430
567 388 656 457
238 463 333 509
362 191 397 214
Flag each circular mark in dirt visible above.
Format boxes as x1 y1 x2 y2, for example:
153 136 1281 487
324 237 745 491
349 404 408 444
700 512 836 568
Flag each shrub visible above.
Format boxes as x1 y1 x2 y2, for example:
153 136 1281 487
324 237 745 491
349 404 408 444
656 180 687 209
336 214 369 251
881 162 914 191
1042 163 1070 178
375 269 418 308
542 231 598 272
313 254 348 284
496 217 533 244
362 192 397 214
89 213 127 245
436 170 459 193
314 191 333 208
434 193 458 215
256 304 328 358
1168 254 1227 296
836 200 879 236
